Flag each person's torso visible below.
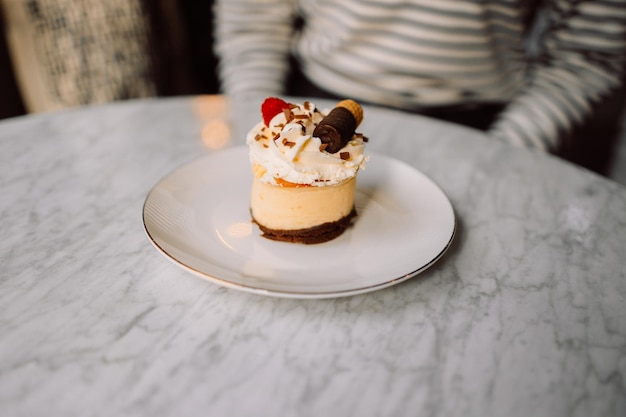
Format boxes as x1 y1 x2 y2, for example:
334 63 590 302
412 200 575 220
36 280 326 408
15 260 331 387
294 0 539 109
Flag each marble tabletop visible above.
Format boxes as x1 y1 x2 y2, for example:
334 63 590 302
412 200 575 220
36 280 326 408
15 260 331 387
1 95 624 417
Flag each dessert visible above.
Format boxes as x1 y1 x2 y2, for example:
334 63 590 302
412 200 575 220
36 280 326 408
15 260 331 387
248 97 368 244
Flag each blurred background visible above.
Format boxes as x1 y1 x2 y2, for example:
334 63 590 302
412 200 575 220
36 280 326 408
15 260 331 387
0 0 219 117
0 0 624 184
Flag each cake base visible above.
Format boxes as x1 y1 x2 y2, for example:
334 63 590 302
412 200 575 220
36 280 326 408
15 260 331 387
252 208 357 244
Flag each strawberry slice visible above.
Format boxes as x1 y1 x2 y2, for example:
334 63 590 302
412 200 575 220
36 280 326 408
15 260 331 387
261 97 290 126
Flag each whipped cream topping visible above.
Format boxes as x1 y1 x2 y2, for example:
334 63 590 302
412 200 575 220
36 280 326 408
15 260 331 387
247 101 367 186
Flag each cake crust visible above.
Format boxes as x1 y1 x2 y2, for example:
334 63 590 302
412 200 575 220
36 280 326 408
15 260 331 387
252 208 357 244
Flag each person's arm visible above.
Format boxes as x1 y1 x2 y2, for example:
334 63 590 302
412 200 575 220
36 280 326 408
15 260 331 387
213 0 297 99
489 0 626 151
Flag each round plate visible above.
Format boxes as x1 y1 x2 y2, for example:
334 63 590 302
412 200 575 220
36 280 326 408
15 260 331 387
143 146 455 299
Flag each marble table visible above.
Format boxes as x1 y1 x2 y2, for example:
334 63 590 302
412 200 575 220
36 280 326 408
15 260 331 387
1 95 625 417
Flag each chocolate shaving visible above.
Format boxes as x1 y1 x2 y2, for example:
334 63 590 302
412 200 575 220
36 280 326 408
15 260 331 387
282 138 296 148
272 133 281 141
283 108 294 123
254 134 263 141
340 152 350 160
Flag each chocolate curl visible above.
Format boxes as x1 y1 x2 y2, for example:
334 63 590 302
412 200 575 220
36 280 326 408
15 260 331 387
313 100 363 153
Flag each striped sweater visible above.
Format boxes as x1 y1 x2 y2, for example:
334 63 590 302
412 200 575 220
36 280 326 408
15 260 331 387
214 0 626 151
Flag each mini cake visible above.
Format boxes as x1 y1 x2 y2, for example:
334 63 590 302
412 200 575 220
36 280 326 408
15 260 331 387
248 97 368 244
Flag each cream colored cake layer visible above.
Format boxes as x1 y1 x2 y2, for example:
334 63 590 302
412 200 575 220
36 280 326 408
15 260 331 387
250 176 356 230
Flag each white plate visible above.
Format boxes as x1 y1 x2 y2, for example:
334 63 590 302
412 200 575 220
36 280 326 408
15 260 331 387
143 146 455 299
